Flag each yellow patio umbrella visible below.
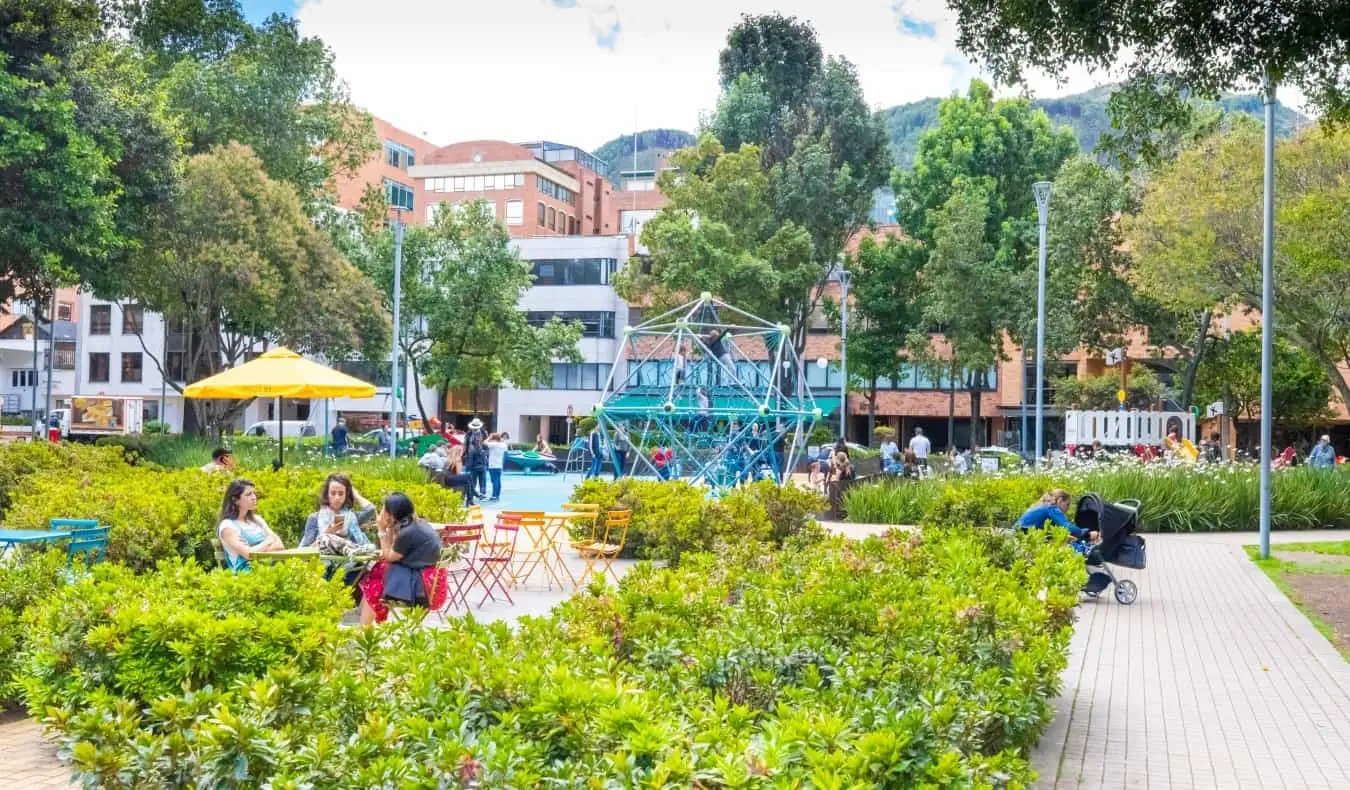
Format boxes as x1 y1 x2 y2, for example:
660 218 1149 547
184 347 376 469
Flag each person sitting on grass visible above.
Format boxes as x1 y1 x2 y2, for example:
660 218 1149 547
357 493 448 625
217 479 284 572
1014 489 1098 555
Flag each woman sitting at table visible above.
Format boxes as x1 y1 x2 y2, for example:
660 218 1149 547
300 473 375 553
217 478 284 572
357 493 448 625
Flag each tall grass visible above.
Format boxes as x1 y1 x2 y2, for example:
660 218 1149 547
95 434 432 483
844 464 1350 532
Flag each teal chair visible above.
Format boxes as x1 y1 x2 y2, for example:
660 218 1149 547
63 524 110 570
51 518 101 530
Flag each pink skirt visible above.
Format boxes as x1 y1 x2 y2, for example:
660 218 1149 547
359 560 449 623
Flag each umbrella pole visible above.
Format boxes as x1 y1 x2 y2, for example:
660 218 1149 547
276 397 283 470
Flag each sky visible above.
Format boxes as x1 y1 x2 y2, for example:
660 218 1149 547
238 0 1290 152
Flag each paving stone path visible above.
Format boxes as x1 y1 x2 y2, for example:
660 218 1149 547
1032 530 1350 790
5 525 1349 789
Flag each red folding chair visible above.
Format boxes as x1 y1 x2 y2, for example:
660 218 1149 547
475 514 521 606
437 523 486 614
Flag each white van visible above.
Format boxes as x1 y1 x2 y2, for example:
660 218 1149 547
242 420 316 439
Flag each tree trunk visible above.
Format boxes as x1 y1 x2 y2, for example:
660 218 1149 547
407 345 430 431
866 378 877 445
947 362 957 453
1178 312 1212 410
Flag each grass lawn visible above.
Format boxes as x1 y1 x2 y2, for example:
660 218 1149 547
1246 542 1350 661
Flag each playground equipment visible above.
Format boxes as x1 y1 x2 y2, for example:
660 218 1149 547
580 294 822 490
1064 410 1196 456
505 449 557 473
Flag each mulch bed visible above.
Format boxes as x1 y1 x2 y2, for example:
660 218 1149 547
1283 572 1350 654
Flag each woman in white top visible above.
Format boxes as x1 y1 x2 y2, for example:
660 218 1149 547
484 432 509 501
217 479 284 572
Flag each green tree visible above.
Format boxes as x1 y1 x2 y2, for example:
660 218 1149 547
1194 329 1332 430
840 234 925 440
113 0 375 203
0 0 180 301
621 15 890 368
1125 125 1350 408
124 144 388 434
419 203 583 406
895 80 1077 446
1051 366 1165 411
942 0 1350 123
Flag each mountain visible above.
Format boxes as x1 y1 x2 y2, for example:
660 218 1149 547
594 87 1310 182
882 86 1310 169
592 129 697 182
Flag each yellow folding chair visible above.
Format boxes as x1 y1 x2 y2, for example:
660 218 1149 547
579 509 631 586
562 503 601 554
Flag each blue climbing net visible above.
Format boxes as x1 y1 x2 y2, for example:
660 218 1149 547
585 294 821 490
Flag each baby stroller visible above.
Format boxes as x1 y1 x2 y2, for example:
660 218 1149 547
1073 493 1146 605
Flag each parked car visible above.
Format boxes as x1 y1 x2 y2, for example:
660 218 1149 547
243 420 316 439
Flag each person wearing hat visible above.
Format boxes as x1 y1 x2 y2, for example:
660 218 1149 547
464 418 488 496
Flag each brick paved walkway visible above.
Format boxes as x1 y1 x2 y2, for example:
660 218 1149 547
0 710 66 789
1032 530 1350 790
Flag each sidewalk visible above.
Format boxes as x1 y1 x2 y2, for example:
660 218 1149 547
1032 530 1350 789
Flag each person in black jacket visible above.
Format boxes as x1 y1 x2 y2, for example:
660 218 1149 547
464 418 488 496
586 424 605 479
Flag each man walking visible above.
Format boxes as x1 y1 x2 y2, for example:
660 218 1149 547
1309 435 1337 469
909 427 931 475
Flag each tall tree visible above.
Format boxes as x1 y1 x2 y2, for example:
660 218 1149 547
843 235 925 440
895 80 1078 446
112 0 374 204
941 0 1350 123
419 203 584 407
0 0 180 301
125 144 388 434
621 14 890 368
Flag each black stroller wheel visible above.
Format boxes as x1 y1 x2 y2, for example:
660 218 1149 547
1114 579 1138 605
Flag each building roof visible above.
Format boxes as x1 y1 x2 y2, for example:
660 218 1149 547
516 140 606 175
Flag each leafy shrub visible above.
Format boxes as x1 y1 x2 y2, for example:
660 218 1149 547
2 450 464 571
0 549 68 706
844 462 1350 531
19 558 348 715
873 425 896 443
0 441 126 515
568 478 826 564
808 424 834 446
35 527 1083 788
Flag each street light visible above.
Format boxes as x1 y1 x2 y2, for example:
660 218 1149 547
389 206 406 459
838 266 852 444
1033 181 1053 467
1258 73 1276 559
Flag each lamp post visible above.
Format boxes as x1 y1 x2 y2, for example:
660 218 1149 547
838 266 851 444
1258 72 1276 560
1033 181 1053 467
389 206 406 459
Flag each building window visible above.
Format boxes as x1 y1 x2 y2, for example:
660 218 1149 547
56 302 72 321
48 344 75 370
121 352 143 383
384 178 415 211
536 175 577 205
121 304 144 335
526 311 615 338
426 202 443 224
384 140 415 169
90 305 111 335
88 353 110 383
567 216 577 235
505 200 523 226
11 369 36 388
537 202 546 226
544 363 612 390
528 258 617 286
547 207 556 230
165 351 187 382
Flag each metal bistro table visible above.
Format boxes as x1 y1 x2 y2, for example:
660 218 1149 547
0 528 74 552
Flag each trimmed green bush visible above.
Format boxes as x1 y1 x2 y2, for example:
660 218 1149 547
29 527 1084 787
568 478 826 564
0 549 68 707
20 559 348 716
843 463 1350 531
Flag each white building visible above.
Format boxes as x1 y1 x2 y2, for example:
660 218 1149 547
0 297 79 422
496 235 632 444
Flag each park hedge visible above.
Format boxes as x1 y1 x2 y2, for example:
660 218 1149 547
17 527 1084 787
842 462 1350 531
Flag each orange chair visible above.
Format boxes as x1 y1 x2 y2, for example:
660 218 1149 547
562 503 601 554
578 509 631 586
437 523 486 614
475 514 520 606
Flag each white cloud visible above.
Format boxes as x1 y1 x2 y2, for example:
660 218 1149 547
295 0 1299 152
